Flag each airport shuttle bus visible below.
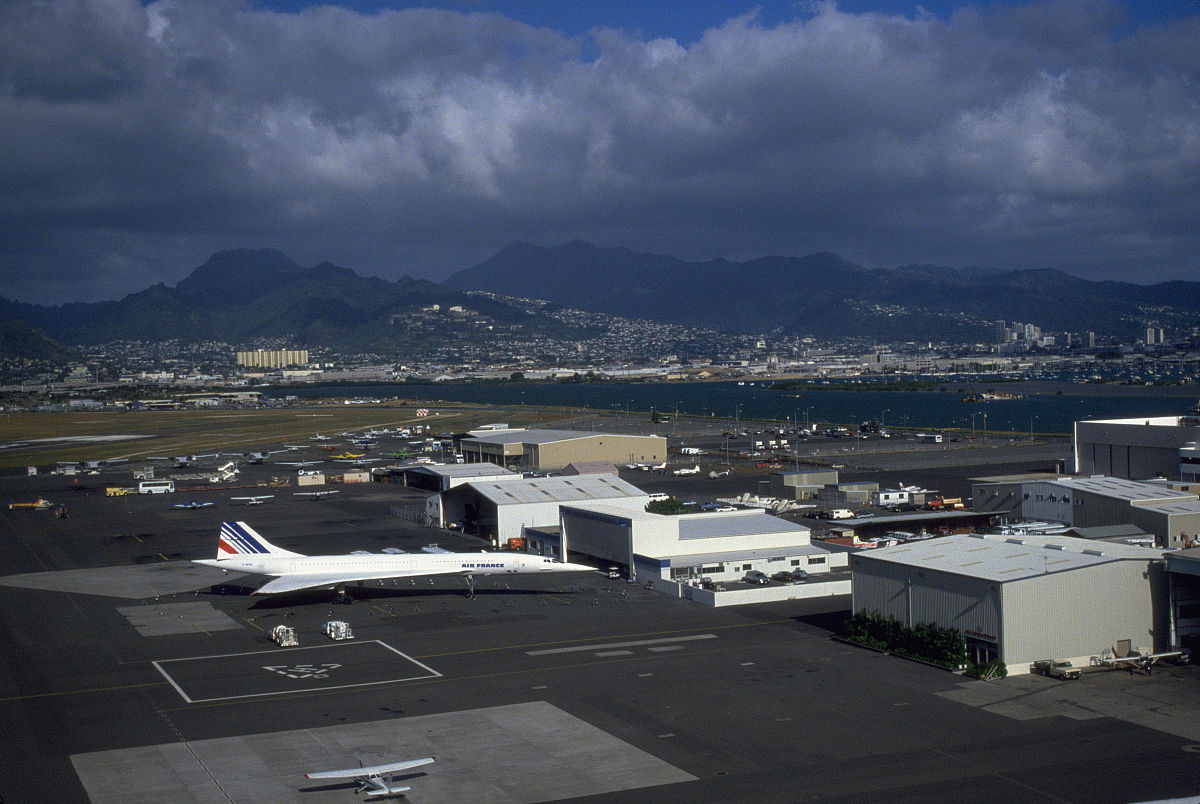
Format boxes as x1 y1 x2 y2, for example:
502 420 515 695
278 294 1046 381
138 480 175 494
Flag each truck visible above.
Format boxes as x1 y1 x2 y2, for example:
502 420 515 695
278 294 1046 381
1032 659 1081 680
826 508 855 520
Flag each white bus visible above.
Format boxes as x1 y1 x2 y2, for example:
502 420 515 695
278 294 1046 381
138 480 175 494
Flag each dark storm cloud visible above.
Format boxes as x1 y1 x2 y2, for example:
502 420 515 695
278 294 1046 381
1 0 1197 303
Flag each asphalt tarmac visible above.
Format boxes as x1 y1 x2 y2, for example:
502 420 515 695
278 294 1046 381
2 449 1199 803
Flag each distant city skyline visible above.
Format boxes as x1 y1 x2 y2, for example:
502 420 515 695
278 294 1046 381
2 0 1198 304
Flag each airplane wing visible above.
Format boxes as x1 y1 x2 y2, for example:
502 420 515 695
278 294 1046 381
254 567 465 594
305 757 435 780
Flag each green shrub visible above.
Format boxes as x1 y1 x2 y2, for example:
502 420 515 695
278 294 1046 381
840 610 967 668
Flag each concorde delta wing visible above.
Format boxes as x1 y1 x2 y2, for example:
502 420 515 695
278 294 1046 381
253 566 466 595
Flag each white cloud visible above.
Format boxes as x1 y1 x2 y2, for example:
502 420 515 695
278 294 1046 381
0 0 1197 302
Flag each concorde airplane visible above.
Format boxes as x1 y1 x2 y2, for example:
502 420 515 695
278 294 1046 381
305 757 434 798
194 521 594 596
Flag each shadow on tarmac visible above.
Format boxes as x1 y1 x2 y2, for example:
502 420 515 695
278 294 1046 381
200 583 578 608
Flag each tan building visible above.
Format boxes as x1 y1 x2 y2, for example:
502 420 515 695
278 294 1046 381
460 429 666 472
236 349 309 369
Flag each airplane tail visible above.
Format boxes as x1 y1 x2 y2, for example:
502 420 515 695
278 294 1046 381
216 521 303 559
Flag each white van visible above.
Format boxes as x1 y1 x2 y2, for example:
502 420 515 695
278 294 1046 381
138 480 175 494
647 492 671 502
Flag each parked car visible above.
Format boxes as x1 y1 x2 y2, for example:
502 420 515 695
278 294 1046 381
790 569 809 581
771 571 794 583
743 570 770 585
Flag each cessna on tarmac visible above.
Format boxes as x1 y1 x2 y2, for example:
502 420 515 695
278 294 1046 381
194 521 593 597
305 757 434 798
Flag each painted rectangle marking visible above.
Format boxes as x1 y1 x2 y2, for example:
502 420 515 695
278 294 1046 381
152 639 440 703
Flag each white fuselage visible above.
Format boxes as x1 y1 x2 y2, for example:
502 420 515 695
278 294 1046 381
198 552 577 578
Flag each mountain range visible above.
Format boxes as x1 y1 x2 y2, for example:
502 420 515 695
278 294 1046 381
446 241 1200 341
0 249 578 354
3 242 1199 360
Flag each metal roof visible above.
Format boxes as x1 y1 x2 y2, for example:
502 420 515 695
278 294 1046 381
678 510 808 540
462 429 606 445
854 533 1163 583
1131 500 1200 515
1048 476 1197 503
408 464 517 479
465 474 646 506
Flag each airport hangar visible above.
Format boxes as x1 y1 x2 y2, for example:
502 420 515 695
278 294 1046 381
1074 409 1200 481
426 474 650 548
1002 475 1200 550
526 505 849 604
1166 546 1200 654
458 428 666 472
376 462 518 491
851 532 1167 674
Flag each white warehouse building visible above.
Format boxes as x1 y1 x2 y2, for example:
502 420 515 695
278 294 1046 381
539 506 848 605
851 533 1167 674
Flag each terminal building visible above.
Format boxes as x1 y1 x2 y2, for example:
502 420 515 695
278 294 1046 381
1074 404 1200 481
851 533 1167 673
459 429 666 473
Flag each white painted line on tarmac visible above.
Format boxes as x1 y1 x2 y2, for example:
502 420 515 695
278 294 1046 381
648 645 683 653
594 650 634 657
527 633 717 656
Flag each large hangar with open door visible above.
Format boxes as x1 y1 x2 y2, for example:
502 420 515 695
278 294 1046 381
428 475 651 548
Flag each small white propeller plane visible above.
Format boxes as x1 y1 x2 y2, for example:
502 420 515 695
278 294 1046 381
230 495 274 505
294 490 340 499
305 756 434 798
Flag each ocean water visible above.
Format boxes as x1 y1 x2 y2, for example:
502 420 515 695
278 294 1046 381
265 381 1196 435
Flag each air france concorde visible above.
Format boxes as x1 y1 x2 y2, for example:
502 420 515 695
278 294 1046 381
194 521 593 595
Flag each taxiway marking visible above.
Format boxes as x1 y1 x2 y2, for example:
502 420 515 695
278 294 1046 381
527 633 717 656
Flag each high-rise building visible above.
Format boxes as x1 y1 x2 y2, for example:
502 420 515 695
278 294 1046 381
236 349 309 369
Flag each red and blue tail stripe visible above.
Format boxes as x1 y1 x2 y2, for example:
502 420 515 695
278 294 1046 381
218 521 270 556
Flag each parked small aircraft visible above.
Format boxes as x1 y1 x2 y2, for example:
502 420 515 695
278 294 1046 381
230 495 274 505
171 501 215 510
673 464 701 476
8 497 53 510
1097 650 1190 674
294 490 341 500
304 757 434 798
